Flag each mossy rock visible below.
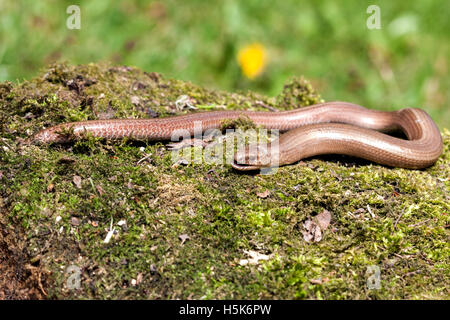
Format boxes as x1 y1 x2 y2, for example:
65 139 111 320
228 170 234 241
0 63 448 299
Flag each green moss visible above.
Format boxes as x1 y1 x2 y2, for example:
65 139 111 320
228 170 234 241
0 63 448 300
277 76 324 109
220 116 257 132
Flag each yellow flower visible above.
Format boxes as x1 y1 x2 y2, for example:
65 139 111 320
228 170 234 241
237 43 267 79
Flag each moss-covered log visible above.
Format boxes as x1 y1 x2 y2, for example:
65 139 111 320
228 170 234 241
0 63 448 299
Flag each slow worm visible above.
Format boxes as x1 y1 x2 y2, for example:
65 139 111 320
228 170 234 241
31 101 443 170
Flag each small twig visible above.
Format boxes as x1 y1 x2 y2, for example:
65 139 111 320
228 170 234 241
393 253 406 259
347 211 356 218
175 95 196 110
407 218 432 229
1 138 13 150
367 205 375 219
88 177 98 195
103 218 115 244
38 268 47 297
137 153 152 165
207 169 221 180
394 208 406 229
405 270 421 277
26 265 47 297
255 100 279 112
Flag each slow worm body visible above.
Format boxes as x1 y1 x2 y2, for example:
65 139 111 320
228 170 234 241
31 102 443 170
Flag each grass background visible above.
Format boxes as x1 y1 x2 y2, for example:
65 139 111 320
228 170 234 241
0 0 448 127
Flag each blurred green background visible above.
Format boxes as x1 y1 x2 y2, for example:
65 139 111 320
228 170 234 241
0 0 448 127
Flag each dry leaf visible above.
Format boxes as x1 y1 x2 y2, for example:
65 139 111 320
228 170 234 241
70 217 81 226
302 219 322 242
47 183 54 192
302 210 333 243
136 273 143 285
178 234 190 244
73 175 82 189
311 277 329 285
256 190 270 198
316 209 331 231
130 96 141 106
117 219 128 231
96 185 104 196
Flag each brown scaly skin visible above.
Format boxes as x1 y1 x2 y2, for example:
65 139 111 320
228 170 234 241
30 102 443 170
